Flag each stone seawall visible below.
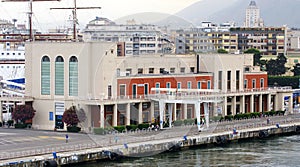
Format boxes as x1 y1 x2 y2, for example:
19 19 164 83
2 123 300 167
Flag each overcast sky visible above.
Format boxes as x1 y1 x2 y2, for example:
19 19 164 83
0 0 200 31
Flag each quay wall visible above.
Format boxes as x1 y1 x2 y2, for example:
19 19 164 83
2 123 300 167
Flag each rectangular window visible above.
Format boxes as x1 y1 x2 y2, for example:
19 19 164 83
252 79 256 88
155 82 160 94
218 71 222 90
187 81 192 89
108 85 112 98
236 70 240 90
177 82 181 89
160 68 165 74
170 68 175 73
207 80 211 89
197 81 201 89
166 82 171 89
244 79 248 89
132 84 137 98
227 71 231 90
180 67 185 73
126 68 132 76
149 68 154 74
144 83 148 95
260 78 264 88
138 68 143 74
120 84 126 96
190 67 195 73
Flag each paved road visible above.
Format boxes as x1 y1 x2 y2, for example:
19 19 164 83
0 113 300 161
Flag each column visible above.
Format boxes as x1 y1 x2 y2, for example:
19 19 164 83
288 95 293 114
240 95 245 114
150 101 154 123
0 101 3 123
173 103 177 121
159 100 165 129
274 95 279 111
250 94 254 113
223 97 227 116
167 103 173 128
267 94 272 111
195 101 201 131
126 103 130 125
203 102 209 128
138 102 143 124
213 102 218 117
232 96 236 115
183 103 187 119
100 104 104 128
259 94 263 113
113 104 118 127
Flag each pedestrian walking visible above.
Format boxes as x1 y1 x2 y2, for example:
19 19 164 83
65 134 69 143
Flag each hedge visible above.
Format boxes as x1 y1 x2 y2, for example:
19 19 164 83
67 126 81 133
93 127 113 135
126 125 138 131
113 126 125 132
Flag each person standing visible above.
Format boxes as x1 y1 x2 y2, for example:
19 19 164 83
65 134 69 143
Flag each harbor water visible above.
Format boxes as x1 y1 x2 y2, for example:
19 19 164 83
74 135 300 167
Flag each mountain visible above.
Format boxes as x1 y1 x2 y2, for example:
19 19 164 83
176 0 300 28
114 12 194 29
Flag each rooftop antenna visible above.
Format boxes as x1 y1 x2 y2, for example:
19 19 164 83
50 0 101 41
2 0 61 41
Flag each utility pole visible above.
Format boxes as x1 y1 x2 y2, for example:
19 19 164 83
2 0 61 41
50 0 101 41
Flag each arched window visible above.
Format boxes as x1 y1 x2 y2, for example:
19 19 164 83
69 56 78 96
41 56 50 95
55 56 64 95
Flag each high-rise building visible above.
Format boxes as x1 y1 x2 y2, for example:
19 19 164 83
244 1 264 27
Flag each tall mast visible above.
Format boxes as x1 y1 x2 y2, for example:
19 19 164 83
51 0 101 41
2 0 61 41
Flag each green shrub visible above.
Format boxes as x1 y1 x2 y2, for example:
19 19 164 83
183 119 195 125
93 127 113 135
14 123 27 129
211 116 223 122
113 126 125 132
276 110 285 115
173 120 183 126
224 115 233 121
137 123 149 130
7 120 14 126
67 126 81 133
126 125 138 131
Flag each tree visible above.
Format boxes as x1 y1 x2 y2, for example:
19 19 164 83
12 105 36 124
62 106 80 127
217 49 228 54
292 63 300 76
266 53 287 76
244 48 262 66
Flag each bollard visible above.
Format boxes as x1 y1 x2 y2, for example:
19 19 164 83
52 152 57 159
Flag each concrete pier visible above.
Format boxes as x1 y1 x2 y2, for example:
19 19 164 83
1 119 300 166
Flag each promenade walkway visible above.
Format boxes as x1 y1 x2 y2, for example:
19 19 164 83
1 113 300 165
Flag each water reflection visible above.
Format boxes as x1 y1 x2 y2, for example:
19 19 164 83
73 135 300 167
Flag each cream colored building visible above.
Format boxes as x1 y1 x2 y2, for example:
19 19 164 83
24 42 293 132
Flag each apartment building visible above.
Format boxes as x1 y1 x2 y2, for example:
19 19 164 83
82 17 170 56
230 27 286 56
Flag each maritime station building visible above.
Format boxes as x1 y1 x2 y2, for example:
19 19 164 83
24 42 293 132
